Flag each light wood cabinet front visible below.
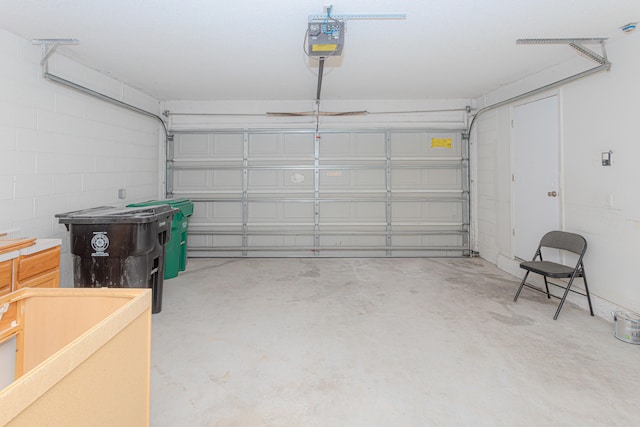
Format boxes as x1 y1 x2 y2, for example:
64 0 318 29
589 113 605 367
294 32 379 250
14 246 60 290
0 259 12 296
15 269 60 290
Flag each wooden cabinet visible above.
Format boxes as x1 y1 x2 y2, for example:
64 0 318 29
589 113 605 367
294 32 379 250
14 246 60 290
0 239 61 294
0 259 13 297
0 288 152 426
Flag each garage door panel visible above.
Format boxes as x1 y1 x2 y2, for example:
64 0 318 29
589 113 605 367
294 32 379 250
392 202 462 222
283 202 314 219
391 132 461 157
188 234 207 248
174 133 243 158
319 202 350 220
283 133 314 156
249 134 279 156
189 203 211 225
175 134 209 157
320 235 387 247
248 170 314 191
248 235 314 247
320 202 386 223
354 170 385 187
320 133 385 157
248 202 278 220
212 235 243 247
175 170 209 189
211 134 244 156
169 128 469 257
189 234 243 247
390 132 423 157
189 202 242 225
283 171 314 189
213 170 243 190
248 202 313 223
353 133 386 156
213 202 242 222
249 134 314 157
319 133 350 156
391 169 461 190
249 170 278 187
392 234 463 247
354 202 386 220
424 132 461 157
427 169 461 188
428 202 462 221
176 170 243 192
320 169 386 191
320 169 349 187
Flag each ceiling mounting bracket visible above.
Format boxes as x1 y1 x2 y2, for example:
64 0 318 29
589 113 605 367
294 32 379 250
31 38 80 70
516 37 611 68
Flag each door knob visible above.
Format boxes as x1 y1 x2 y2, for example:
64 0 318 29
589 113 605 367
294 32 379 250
548 191 557 197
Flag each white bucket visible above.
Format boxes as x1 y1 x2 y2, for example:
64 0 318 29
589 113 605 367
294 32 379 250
613 311 640 345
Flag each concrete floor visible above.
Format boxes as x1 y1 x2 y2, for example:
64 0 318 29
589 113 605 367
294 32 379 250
150 257 639 426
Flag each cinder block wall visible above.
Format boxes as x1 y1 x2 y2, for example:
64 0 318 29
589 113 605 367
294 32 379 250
0 29 163 286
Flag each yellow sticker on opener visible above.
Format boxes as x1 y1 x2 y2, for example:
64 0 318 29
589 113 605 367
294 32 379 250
431 137 452 149
312 44 338 52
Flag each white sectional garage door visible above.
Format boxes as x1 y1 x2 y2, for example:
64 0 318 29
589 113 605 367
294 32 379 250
167 129 470 257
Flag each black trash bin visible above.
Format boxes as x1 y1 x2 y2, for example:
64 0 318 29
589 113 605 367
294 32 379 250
56 205 178 313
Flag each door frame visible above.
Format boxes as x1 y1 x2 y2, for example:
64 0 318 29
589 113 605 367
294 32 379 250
510 90 564 260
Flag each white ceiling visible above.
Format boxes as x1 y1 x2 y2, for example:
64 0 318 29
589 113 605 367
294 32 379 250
0 0 638 102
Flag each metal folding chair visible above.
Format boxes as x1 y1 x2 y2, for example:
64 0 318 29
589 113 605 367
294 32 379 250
513 230 594 320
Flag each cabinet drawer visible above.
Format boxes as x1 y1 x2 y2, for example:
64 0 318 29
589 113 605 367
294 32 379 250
0 260 11 289
15 269 60 290
16 247 60 282
0 284 10 297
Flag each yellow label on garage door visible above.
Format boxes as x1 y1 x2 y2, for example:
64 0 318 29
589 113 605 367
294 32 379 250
431 137 452 149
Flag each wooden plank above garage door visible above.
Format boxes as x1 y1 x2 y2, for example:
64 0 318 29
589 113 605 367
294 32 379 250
167 128 470 257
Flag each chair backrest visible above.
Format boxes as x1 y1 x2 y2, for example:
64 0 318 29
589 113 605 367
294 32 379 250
540 231 587 256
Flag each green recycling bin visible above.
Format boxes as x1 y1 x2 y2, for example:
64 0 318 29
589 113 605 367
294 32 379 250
128 198 194 279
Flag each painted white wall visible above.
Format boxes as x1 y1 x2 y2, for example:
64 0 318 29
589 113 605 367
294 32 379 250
0 29 163 286
474 32 640 317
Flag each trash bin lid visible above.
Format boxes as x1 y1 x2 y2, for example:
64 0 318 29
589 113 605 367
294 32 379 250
56 205 178 224
128 198 194 217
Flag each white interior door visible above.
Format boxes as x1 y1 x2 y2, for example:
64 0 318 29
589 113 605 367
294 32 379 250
513 95 561 260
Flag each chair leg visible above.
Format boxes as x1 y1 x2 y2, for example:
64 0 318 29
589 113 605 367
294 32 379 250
514 271 530 302
581 266 594 316
543 277 551 299
553 275 577 320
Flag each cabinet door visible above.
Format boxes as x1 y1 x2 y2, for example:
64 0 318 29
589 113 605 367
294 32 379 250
0 260 12 296
15 269 59 290
16 247 60 283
